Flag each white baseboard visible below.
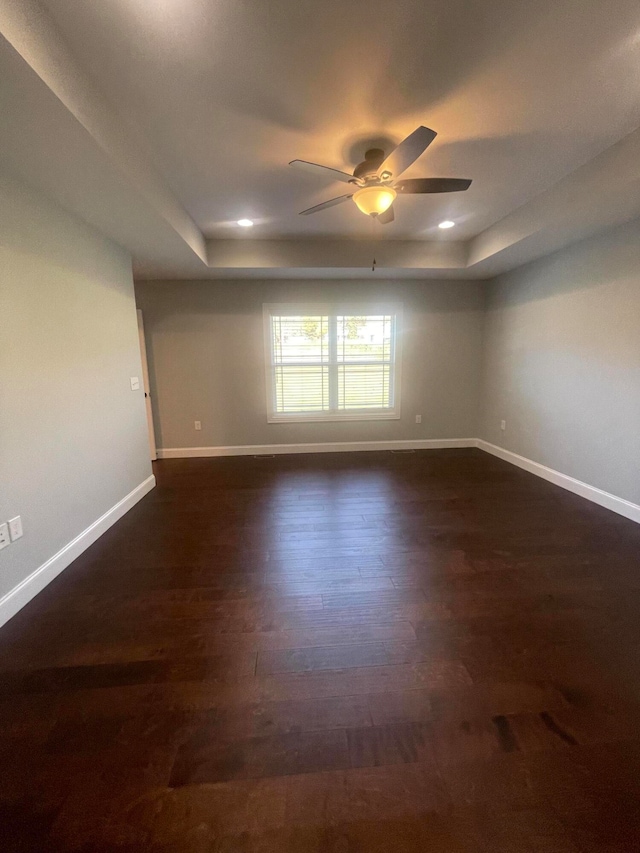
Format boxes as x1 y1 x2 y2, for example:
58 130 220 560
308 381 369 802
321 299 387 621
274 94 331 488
157 438 477 458
478 440 640 524
0 475 156 629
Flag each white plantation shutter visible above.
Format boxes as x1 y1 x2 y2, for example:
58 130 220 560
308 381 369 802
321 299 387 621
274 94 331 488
265 306 400 422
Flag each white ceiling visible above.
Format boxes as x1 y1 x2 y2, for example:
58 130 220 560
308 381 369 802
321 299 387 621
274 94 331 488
2 0 640 277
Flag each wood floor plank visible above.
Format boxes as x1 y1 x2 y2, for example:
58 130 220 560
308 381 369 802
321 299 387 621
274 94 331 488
346 721 437 769
256 642 389 675
0 653 258 697
212 694 373 739
169 728 350 786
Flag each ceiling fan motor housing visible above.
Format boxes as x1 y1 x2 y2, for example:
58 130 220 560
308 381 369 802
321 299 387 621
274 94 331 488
353 148 386 180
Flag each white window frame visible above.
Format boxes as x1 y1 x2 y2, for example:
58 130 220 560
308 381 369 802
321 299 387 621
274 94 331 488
263 303 402 423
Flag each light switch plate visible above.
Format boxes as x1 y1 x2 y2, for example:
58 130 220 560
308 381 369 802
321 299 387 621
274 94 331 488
0 523 9 550
8 516 23 541
130 376 140 391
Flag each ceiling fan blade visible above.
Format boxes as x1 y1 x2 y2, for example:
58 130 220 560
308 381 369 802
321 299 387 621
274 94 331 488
299 194 353 215
395 178 472 194
377 205 395 225
377 126 437 179
290 160 356 184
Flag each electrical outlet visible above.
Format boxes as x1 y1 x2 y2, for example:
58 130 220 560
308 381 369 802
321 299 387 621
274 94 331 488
0 523 9 551
8 516 23 542
194 420 202 431
500 420 507 431
415 415 422 424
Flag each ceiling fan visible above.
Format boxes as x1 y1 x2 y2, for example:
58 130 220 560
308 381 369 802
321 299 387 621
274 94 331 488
290 126 471 224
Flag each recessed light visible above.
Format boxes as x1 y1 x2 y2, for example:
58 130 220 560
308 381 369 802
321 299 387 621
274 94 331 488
237 218 254 227
438 220 455 229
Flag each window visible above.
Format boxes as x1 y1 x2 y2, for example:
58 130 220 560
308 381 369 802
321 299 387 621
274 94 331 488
264 304 401 422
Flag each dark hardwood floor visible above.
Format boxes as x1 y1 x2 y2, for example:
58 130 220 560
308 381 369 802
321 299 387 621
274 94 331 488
1 448 640 851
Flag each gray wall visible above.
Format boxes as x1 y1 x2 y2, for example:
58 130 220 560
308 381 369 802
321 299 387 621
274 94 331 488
0 171 152 601
481 218 640 505
135 279 485 449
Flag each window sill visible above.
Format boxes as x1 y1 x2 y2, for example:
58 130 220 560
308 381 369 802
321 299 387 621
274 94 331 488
267 412 401 424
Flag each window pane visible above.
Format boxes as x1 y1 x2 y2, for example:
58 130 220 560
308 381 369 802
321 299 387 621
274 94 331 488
336 315 392 363
338 364 391 410
271 315 329 364
275 365 329 412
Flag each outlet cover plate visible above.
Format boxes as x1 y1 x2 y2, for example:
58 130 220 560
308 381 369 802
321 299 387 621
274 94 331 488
8 516 23 541
0 522 9 550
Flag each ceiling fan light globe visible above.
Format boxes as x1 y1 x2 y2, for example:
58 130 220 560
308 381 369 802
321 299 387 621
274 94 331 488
352 186 397 217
